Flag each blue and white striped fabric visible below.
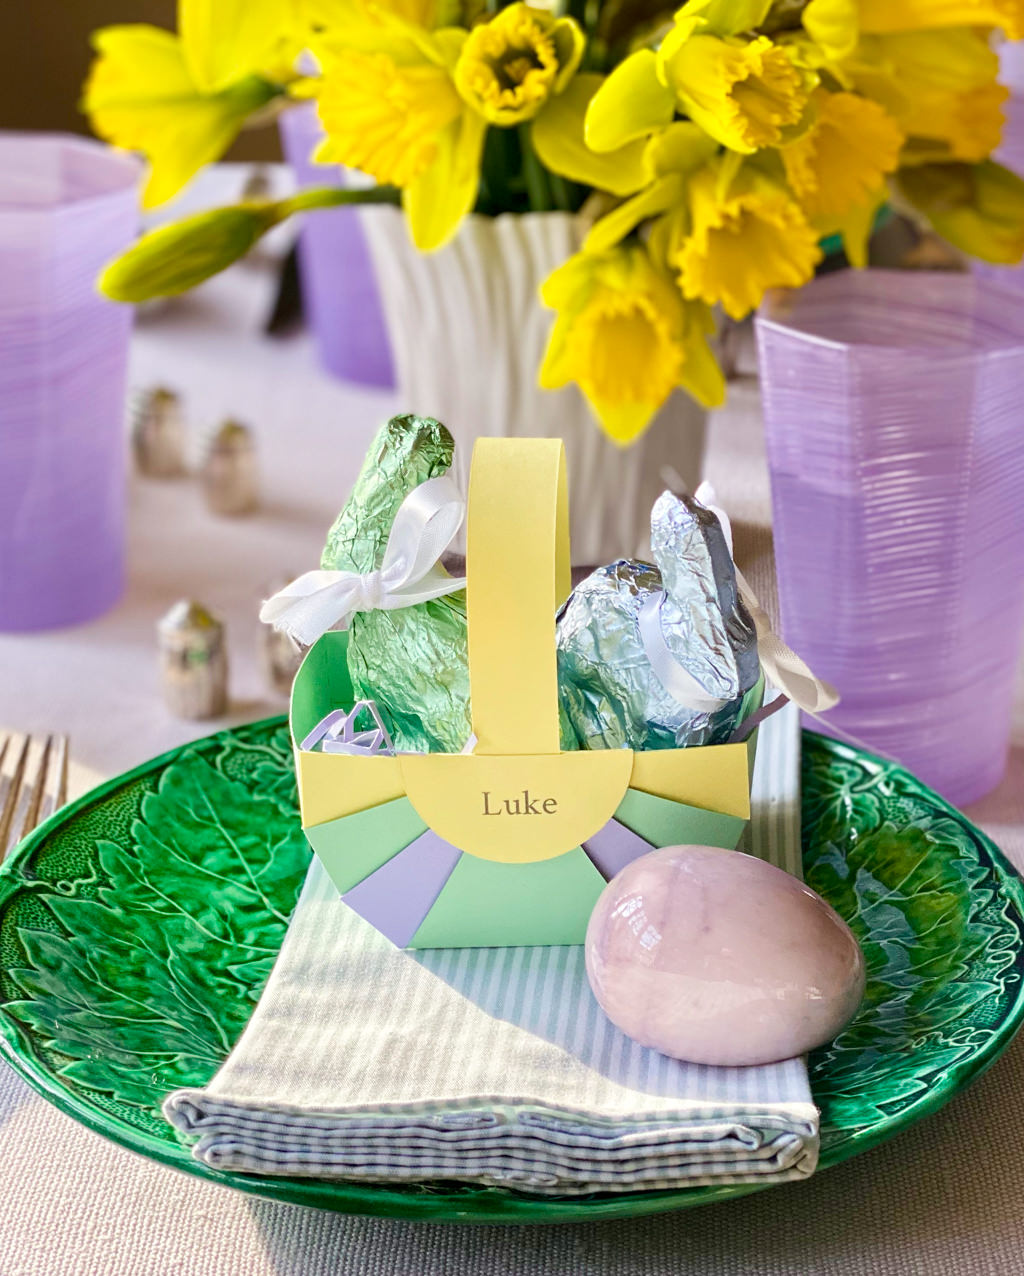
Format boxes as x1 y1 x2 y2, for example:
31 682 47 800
164 703 818 1195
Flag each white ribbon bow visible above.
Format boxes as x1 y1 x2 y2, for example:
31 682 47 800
639 482 839 727
259 475 467 647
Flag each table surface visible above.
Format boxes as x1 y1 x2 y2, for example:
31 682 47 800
2 172 1024 1276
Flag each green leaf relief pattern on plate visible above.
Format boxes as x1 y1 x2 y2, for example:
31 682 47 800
0 720 1022 1222
0 721 310 1136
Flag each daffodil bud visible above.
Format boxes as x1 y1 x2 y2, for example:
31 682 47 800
99 204 282 303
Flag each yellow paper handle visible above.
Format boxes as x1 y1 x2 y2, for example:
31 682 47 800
467 439 570 755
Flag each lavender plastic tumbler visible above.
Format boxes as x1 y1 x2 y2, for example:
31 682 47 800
0 134 137 632
756 270 1024 805
278 103 393 387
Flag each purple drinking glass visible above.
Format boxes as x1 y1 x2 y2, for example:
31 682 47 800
0 134 137 632
278 103 393 387
756 270 1024 806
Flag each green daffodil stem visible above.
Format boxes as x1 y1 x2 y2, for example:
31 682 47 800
99 185 400 304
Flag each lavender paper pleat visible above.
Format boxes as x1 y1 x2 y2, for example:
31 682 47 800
756 270 1024 804
582 819 655 881
342 832 462 948
278 104 393 388
0 134 137 632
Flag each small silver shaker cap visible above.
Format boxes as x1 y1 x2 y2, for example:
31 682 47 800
157 599 229 720
132 386 187 478
202 420 260 516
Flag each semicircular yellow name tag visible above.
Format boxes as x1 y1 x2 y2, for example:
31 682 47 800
399 750 634 864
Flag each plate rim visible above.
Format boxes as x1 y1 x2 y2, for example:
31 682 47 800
1 717 1023 1224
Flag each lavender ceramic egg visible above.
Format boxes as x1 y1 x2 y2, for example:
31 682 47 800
585 845 865 1067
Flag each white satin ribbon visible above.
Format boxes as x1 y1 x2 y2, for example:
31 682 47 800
260 476 467 647
637 594 731 714
639 482 840 725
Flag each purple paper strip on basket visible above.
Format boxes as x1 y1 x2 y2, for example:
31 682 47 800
278 103 394 388
0 134 137 632
756 270 1024 806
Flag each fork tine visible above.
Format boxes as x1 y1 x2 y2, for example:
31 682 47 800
1 734 71 861
0 734 31 859
35 734 69 830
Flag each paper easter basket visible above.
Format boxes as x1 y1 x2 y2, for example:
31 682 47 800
289 438 763 948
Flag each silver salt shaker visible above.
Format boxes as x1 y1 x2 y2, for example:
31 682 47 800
132 387 187 478
158 600 229 719
201 420 260 516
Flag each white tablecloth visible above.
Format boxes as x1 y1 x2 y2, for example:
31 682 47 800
2 172 1024 1275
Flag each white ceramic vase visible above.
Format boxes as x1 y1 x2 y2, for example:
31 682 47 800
359 206 708 564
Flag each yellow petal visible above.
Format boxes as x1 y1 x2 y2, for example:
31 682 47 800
585 50 675 152
315 49 463 186
531 74 648 197
550 16 586 93
661 34 815 154
583 175 685 253
801 0 859 62
858 0 1024 40
83 25 275 207
677 306 726 409
538 243 720 445
812 188 886 268
781 90 903 218
180 0 297 93
679 0 774 37
403 108 486 251
897 160 1024 264
453 3 584 126
673 163 822 319
644 122 719 180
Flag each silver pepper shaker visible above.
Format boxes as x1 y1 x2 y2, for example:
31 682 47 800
132 387 187 478
260 576 307 698
201 420 260 516
157 600 229 719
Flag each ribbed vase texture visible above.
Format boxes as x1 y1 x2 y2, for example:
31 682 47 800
0 134 137 631
360 206 707 565
756 270 1024 805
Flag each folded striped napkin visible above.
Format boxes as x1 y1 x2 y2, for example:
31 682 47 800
164 702 819 1195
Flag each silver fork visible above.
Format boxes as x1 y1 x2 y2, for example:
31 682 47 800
0 734 69 861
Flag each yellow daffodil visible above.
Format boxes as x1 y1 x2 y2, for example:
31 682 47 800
671 162 823 319
582 122 719 254
659 32 814 153
782 90 902 217
539 244 724 445
800 0 859 63
179 0 300 93
531 74 653 197
858 0 1024 40
843 30 1006 165
314 5 485 250
83 25 279 207
587 2 816 155
454 3 583 126
897 160 1024 264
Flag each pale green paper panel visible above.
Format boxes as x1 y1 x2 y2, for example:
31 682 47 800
614 787 746 850
306 797 428 895
410 846 607 948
